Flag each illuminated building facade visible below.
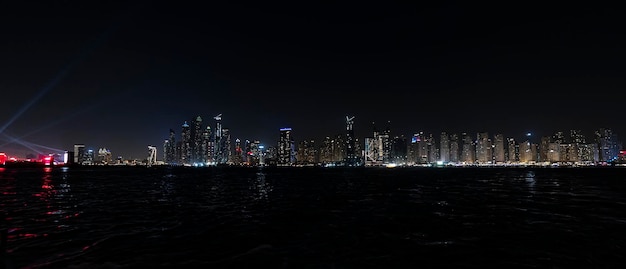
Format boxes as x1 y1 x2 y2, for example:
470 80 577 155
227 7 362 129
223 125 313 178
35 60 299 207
166 128 177 164
222 128 231 164
391 135 407 164
233 138 243 165
449 133 459 163
214 114 224 164
345 116 358 166
278 128 295 166
74 144 85 164
519 140 537 163
493 134 505 163
202 126 214 164
192 116 203 164
245 139 261 166
461 133 475 164
440 132 450 163
297 139 317 165
476 132 491 164
507 138 517 163
180 121 191 164
596 128 621 162
97 148 112 164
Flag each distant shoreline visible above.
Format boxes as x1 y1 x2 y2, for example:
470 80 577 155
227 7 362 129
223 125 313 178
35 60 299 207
2 163 625 170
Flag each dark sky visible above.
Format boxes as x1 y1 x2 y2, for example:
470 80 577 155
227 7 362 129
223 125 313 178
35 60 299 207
1 1 625 159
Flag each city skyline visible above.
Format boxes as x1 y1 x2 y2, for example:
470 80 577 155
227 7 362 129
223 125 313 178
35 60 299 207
59 115 622 166
1 2 625 158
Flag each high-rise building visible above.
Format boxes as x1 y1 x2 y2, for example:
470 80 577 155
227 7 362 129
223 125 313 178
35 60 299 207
320 134 347 165
579 143 599 163
476 132 491 164
493 134 505 164
214 114 223 163
165 128 177 164
97 148 112 164
246 139 262 166
461 133 475 164
180 121 191 164
233 138 243 165
539 136 551 163
414 132 429 164
333 134 346 162
426 133 437 163
596 128 621 162
320 136 333 164
297 139 317 165
175 141 182 164
192 116 203 164
507 138 517 163
570 129 586 144
163 139 171 163
449 133 459 163
84 149 95 165
74 144 85 164
345 116 357 166
440 132 450 163
552 131 565 144
547 142 560 163
380 121 392 163
221 128 231 164
202 126 213 164
278 128 295 166
265 146 278 165
391 135 407 164
364 137 379 165
519 140 537 163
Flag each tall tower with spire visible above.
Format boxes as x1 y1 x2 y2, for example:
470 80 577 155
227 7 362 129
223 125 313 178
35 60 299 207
345 116 358 166
181 121 191 164
192 116 203 164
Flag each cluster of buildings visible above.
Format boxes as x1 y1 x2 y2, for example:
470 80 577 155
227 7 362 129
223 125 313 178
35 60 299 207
70 144 121 165
161 115 624 167
162 114 235 166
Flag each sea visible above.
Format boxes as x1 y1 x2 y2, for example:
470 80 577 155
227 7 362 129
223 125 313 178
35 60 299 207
1 165 626 268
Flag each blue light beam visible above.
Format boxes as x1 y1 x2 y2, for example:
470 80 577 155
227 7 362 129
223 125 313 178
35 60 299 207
0 19 120 134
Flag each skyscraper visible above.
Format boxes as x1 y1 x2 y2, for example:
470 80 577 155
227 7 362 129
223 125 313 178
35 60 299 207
476 132 491 164
278 128 295 166
74 144 85 164
192 116 203 163
449 133 459 163
213 114 230 164
345 116 357 166
233 138 243 165
202 126 213 164
163 139 171 163
493 134 505 164
461 133 475 164
596 128 621 162
391 135 407 164
166 128 176 164
507 138 517 163
440 132 450 163
221 128 231 164
297 139 317 166
181 121 191 164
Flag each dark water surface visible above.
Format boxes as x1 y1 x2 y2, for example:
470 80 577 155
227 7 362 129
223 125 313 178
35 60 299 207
1 166 626 268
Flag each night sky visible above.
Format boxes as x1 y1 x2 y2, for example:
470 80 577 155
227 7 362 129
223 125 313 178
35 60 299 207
1 1 625 159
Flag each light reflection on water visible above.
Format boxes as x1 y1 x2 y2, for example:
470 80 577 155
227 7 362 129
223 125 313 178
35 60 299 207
0 166 625 268
249 169 272 201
